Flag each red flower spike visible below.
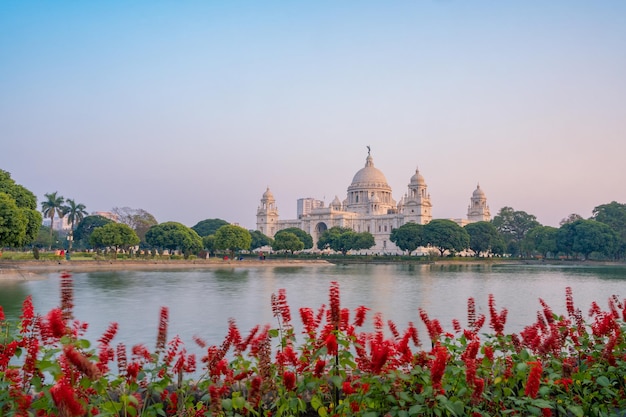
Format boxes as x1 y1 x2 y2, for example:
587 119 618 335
63 345 101 380
329 281 341 328
565 287 576 318
467 297 476 326
314 359 326 377
50 380 85 417
325 333 338 356
525 361 542 398
430 343 448 394
342 381 355 395
20 296 35 332
283 371 296 391
388 319 400 340
60 272 74 321
156 306 169 352
98 322 118 346
46 308 67 339
488 294 507 336
117 343 128 376
539 298 555 324
353 305 369 327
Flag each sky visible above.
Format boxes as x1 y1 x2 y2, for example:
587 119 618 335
1 1 625 229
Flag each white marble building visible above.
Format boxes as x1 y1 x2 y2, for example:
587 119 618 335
256 151 490 254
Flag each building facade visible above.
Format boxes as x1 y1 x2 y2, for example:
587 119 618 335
257 151 490 254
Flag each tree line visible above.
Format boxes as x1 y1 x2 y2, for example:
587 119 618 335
390 204 626 260
1 169 625 260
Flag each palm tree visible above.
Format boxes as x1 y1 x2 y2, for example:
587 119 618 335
41 191 65 248
64 199 88 252
65 199 88 230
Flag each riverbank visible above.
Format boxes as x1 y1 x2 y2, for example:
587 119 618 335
0 258 333 280
2 257 622 281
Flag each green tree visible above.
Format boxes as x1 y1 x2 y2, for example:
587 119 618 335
423 219 470 257
592 201 626 258
111 207 158 243
202 234 216 255
274 227 313 250
145 222 203 258
41 191 65 247
272 232 305 254
492 207 540 256
64 199 88 230
0 170 42 247
73 215 114 249
316 227 375 255
191 218 229 237
351 231 376 252
523 226 558 258
464 221 499 257
214 225 252 258
559 213 583 226
0 192 27 248
64 199 88 252
556 219 620 260
249 230 273 250
389 222 424 254
90 223 140 258
32 225 59 249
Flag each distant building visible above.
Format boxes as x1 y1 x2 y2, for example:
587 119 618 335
297 198 324 218
43 216 71 231
257 150 491 254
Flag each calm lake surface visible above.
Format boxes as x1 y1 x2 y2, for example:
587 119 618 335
1 263 626 352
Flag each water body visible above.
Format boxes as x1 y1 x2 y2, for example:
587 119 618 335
1 263 625 353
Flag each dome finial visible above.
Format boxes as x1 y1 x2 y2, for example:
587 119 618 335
367 145 371 156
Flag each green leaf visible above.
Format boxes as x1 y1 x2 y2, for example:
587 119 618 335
446 400 465 416
222 398 233 411
311 395 323 411
268 329 279 338
531 399 552 408
567 405 584 417
330 375 343 388
233 395 245 410
362 412 378 417
76 338 91 349
408 404 423 415
596 376 610 387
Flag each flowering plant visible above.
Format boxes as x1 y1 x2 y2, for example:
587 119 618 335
1 273 625 416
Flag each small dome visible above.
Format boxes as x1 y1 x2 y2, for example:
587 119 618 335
410 168 425 185
262 187 274 200
350 154 390 187
370 193 380 203
331 195 342 206
473 184 485 198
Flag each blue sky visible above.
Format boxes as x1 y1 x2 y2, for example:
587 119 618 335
1 1 625 228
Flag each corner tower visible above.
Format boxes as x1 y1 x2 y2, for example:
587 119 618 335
256 187 279 237
467 184 491 222
400 168 432 224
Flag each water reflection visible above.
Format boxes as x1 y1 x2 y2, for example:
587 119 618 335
0 282 30 319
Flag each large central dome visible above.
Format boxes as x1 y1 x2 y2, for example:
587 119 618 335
345 152 395 215
350 154 390 187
